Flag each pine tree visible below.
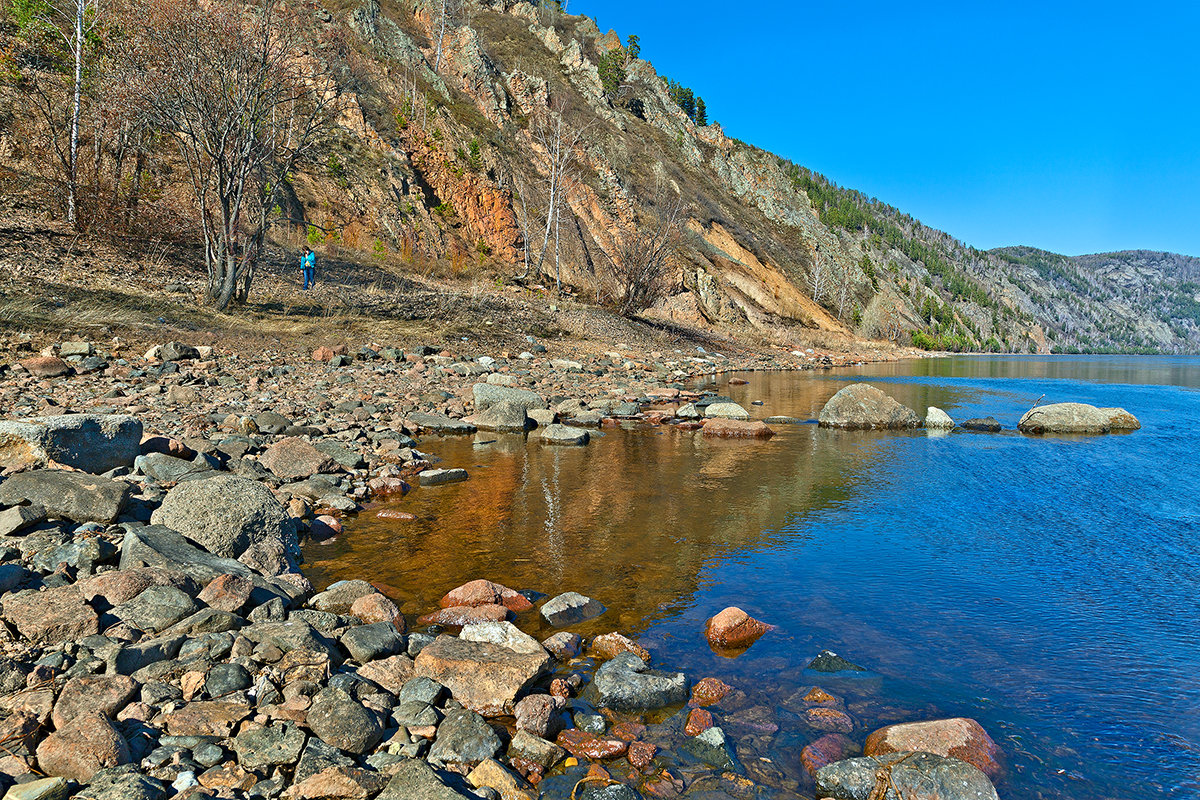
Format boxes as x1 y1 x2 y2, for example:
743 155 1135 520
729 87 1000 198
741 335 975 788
626 34 640 61
695 97 707 126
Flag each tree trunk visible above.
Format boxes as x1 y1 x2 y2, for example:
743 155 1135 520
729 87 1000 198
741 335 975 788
67 0 82 227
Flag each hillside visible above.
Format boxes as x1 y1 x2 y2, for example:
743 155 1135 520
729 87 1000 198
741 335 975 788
1 0 1196 354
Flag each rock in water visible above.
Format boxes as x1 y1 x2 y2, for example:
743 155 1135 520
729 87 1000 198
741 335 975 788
467 400 532 433
864 717 1001 776
924 407 955 429
703 402 750 420
0 470 131 523
419 469 469 487
808 649 866 672
540 592 605 626
816 752 998 800
538 424 590 445
150 475 297 560
704 607 772 650
701 419 775 439
961 417 1001 432
1018 402 1139 434
818 384 921 430
584 652 689 712
0 415 142 473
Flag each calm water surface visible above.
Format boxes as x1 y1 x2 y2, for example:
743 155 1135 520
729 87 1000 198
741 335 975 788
307 355 1200 799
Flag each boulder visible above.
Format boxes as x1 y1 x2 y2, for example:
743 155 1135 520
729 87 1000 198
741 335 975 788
350 592 405 630
815 752 998 800
801 733 860 777
415 634 551 717
0 504 46 536
160 342 200 361
537 424 590 446
198 574 255 613
35 713 130 782
341 621 405 663
376 758 473 800
818 384 921 430
924 407 955 430
702 419 775 439
3 585 99 644
134 453 210 483
583 652 688 712
73 768 165 800
151 475 297 560
467 400 532 433
19 356 70 379
0 470 130 523
703 402 750 420
310 580 377 614
540 592 605 627
472 384 547 415
704 607 772 650
259 438 336 480
467 759 536 800
961 417 1001 432
1018 402 1138 434
419 469 469 487
864 718 1001 776
459 621 546 656
357 654 418 694
418 605 509 627
0 415 141 473
407 413 477 434
808 649 866 672
232 721 307 770
439 579 533 612
428 707 503 766
118 525 288 595
112 585 197 634
307 688 383 755
51 676 138 729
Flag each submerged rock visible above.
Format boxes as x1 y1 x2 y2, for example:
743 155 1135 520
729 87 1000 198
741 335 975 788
818 384 921 430
540 592 605 627
584 652 688 712
704 607 772 650
701 419 775 439
864 717 1001 776
961 417 1001 432
816 752 998 800
807 649 866 673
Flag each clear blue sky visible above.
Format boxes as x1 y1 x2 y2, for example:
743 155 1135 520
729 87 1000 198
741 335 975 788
575 1 1200 257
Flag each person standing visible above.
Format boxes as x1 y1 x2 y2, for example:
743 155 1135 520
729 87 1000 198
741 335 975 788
300 247 316 290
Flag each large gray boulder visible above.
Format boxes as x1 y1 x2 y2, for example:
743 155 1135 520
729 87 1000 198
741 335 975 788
377 758 473 800
1018 402 1139 435
583 652 688 712
0 470 131 523
472 383 547 415
306 687 382 755
816 752 998 800
150 474 297 560
427 707 503 766
0 414 142 473
818 384 921 430
467 400 532 433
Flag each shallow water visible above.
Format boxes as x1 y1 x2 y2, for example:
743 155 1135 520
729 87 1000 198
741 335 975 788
306 355 1200 799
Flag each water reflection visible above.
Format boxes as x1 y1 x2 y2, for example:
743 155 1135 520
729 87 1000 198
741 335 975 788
307 357 1200 800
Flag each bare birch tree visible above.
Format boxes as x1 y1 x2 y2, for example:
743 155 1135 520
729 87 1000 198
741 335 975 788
118 0 342 310
529 99 587 293
424 0 462 71
810 244 830 305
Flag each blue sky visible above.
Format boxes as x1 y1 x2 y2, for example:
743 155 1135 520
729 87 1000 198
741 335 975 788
575 1 1200 257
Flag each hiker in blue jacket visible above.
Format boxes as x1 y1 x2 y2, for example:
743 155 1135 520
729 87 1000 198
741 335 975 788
300 247 316 290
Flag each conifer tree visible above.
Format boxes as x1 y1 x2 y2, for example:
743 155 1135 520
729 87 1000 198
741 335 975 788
695 97 707 126
626 34 640 61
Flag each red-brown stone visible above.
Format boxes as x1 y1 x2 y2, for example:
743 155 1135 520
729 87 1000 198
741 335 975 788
703 607 773 649
417 604 509 627
701 419 775 439
627 740 657 770
800 733 859 777
690 677 733 707
438 579 533 612
555 729 628 760
863 717 1001 776
684 708 713 737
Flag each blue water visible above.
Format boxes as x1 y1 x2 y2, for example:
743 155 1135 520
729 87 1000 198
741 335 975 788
663 356 1200 799
321 355 1200 799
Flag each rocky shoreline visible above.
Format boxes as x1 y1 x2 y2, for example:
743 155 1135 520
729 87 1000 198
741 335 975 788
0 335 1016 800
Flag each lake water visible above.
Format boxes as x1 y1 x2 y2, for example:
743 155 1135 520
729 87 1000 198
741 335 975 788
306 355 1200 799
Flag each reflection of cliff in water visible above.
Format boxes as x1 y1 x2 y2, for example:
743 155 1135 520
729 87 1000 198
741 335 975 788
305 372 973 639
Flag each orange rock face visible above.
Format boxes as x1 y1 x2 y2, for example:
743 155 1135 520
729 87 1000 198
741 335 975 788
864 717 1001 776
703 607 773 649
684 707 714 737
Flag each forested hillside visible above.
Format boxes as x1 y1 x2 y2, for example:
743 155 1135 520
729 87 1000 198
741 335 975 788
1 0 1195 353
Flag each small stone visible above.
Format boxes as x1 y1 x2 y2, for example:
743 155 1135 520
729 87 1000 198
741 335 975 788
541 632 582 660
438 579 533 612
428 707 503 767
418 468 469 486
514 694 558 739
198 574 254 613
590 632 648 662
704 607 772 650
233 721 306 769
307 688 382 755
540 592 605 627
690 677 733 707
350 593 406 631
555 729 627 760
807 649 865 673
684 707 713 737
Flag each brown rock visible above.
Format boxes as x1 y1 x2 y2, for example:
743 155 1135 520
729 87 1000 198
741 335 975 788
555 729 627 760
417 604 509 627
35 713 130 781
800 733 859 777
513 694 557 739
20 357 70 379
684 707 713 737
549 678 571 700
803 706 854 733
198 762 257 791
198 573 254 613
415 635 551 717
609 722 646 742
438 579 533 612
259 437 336 480
589 632 649 662
863 717 1001 776
627 739 657 770
690 677 733 707
701 419 776 439
75 567 191 606
467 758 537 800
284 766 387 800
312 347 336 363
162 701 249 737
703 607 772 650
51 675 137 729
3 586 99 645
350 593 406 632
802 687 839 706
356 654 417 694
